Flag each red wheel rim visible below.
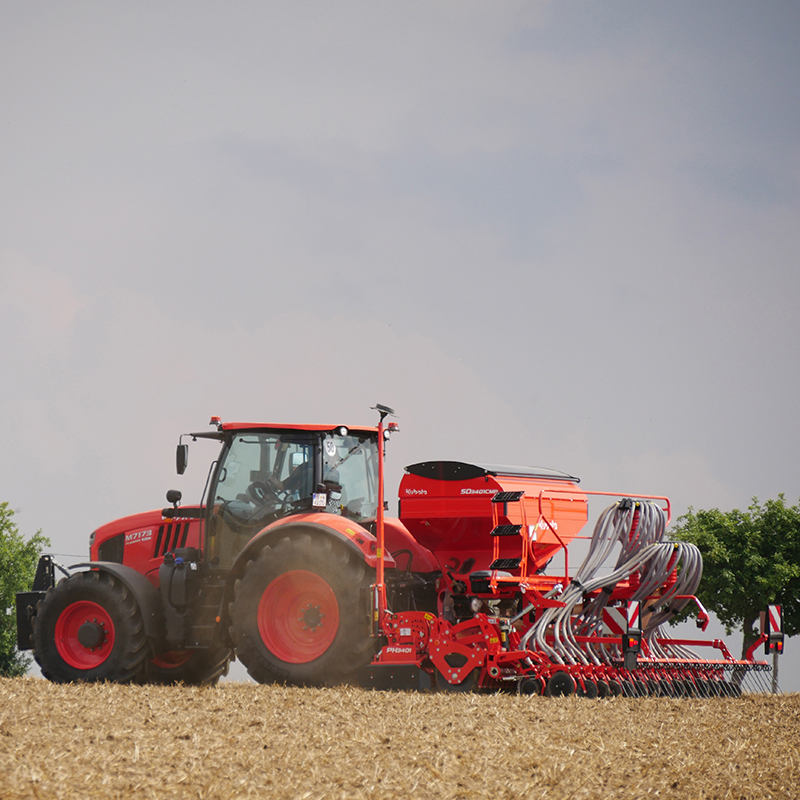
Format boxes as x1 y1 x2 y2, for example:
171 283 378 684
54 601 115 669
151 651 193 669
257 570 340 663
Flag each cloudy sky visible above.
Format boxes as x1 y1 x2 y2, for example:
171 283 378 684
2 2 798 687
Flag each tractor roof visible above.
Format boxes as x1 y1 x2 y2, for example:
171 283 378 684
186 421 379 440
220 422 378 433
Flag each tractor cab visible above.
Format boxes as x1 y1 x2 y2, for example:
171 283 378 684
196 423 381 569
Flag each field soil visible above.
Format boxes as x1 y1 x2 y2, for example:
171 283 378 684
1 677 798 799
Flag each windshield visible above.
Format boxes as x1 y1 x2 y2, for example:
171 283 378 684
206 429 379 568
322 432 379 522
216 433 315 506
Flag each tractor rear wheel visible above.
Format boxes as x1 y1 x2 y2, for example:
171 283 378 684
145 645 232 686
229 532 375 686
32 570 148 683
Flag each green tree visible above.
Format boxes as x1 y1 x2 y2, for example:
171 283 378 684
671 495 800 660
0 502 50 677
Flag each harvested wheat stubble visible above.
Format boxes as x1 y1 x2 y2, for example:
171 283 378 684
0 678 798 800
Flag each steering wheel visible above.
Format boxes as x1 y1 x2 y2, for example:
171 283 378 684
247 480 281 507
344 497 364 517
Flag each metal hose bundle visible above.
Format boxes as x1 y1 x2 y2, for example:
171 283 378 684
519 499 704 667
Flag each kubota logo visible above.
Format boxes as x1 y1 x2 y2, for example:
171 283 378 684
460 488 497 495
405 488 427 496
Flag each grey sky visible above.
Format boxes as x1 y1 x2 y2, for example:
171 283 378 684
2 2 798 688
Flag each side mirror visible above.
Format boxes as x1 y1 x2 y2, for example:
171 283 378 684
176 444 188 475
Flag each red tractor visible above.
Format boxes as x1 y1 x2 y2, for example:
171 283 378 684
16 407 776 695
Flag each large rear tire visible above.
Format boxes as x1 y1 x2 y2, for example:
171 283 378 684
228 532 375 685
145 645 232 686
32 570 148 683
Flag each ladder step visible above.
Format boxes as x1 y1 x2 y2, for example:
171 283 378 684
492 491 525 504
490 524 522 537
489 557 521 570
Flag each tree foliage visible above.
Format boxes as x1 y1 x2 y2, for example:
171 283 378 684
671 495 800 657
0 502 50 677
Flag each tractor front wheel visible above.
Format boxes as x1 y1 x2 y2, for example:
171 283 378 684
229 532 375 686
32 570 148 683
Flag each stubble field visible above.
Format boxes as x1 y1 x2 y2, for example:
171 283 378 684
0 677 797 800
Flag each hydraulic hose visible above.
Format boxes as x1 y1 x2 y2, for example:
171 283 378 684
520 499 701 669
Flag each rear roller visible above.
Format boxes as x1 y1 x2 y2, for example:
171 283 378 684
436 668 479 693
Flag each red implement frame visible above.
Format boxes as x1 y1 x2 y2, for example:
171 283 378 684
371 445 771 694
